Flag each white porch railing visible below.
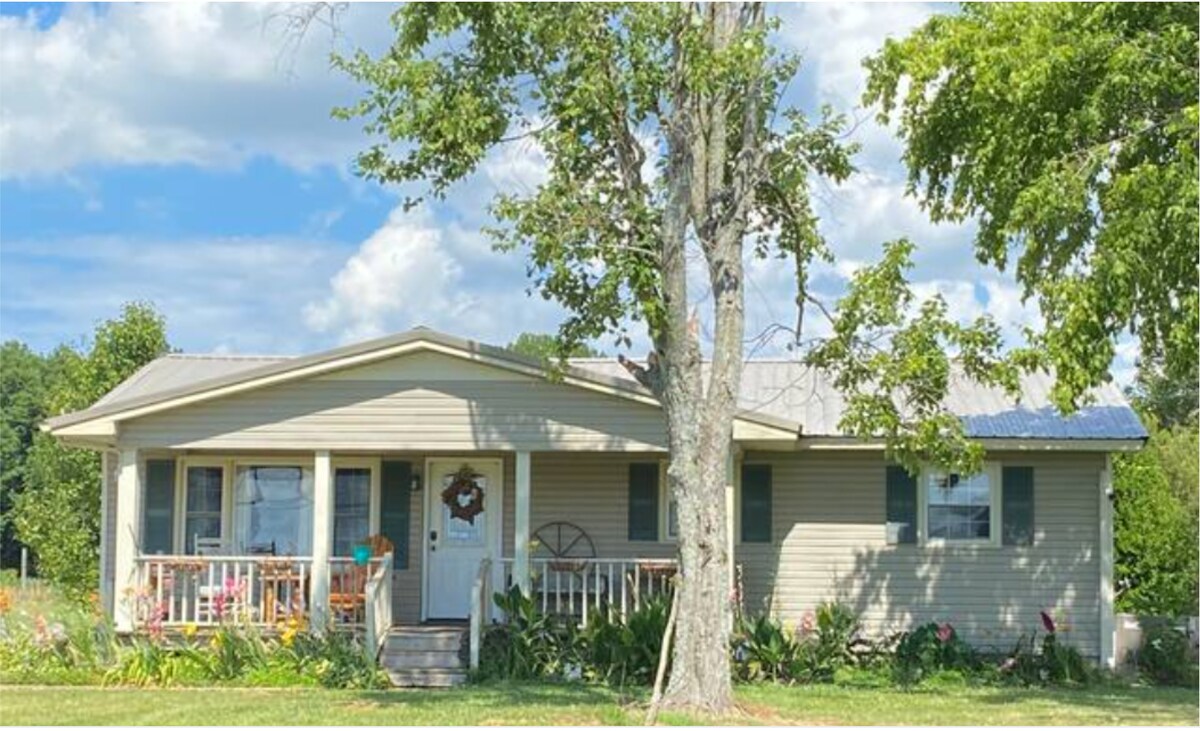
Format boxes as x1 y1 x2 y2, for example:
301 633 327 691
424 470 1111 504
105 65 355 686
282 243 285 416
468 557 493 670
363 553 393 658
134 554 393 640
134 555 314 628
469 557 678 669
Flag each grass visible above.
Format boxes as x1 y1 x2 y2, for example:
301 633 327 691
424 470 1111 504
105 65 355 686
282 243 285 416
1 682 1196 726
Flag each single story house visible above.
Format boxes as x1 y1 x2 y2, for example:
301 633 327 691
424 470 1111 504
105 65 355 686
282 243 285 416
44 327 1145 674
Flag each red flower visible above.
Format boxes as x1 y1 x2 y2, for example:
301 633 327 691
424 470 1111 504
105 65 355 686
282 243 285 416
1040 610 1056 633
936 623 954 643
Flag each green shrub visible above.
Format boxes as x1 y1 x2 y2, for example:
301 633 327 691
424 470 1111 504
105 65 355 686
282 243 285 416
104 637 187 687
732 614 802 683
805 601 864 681
893 622 978 686
284 630 388 689
998 613 1091 686
475 586 576 681
475 587 669 687
180 625 269 681
1138 622 1198 687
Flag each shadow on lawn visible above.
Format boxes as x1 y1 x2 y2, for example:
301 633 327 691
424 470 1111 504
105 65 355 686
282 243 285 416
970 684 1199 713
350 682 640 709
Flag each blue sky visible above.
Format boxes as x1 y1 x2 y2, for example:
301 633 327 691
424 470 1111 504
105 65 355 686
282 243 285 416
0 3 1130 379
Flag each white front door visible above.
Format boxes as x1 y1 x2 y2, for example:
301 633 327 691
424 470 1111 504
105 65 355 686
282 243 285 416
424 458 503 620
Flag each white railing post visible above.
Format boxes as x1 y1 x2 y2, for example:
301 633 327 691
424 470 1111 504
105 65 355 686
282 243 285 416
311 450 334 632
469 557 492 670
364 553 393 658
112 448 141 633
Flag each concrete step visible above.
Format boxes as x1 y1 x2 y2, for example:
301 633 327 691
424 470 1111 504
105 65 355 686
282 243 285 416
382 648 464 670
386 668 467 688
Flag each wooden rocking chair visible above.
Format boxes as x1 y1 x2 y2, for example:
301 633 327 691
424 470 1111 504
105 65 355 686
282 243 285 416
328 534 394 625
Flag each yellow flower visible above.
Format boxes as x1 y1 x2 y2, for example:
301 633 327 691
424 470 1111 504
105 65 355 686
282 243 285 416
182 623 198 640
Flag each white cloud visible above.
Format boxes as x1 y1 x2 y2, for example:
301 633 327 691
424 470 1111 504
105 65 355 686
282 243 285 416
303 204 573 347
303 208 471 342
0 234 343 355
0 3 394 179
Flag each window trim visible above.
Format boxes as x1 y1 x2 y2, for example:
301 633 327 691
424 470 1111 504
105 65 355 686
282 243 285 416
332 457 382 555
656 461 675 542
918 462 1003 548
175 456 230 554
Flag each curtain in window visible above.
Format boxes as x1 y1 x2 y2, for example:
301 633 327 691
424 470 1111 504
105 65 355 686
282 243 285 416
333 468 371 556
234 466 313 555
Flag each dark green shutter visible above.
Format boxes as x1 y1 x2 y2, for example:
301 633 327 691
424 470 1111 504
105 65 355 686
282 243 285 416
143 459 176 555
1002 466 1035 546
886 466 917 545
740 464 772 543
380 461 412 569
628 463 659 541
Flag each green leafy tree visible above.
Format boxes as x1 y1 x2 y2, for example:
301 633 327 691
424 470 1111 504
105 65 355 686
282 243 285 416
506 333 603 361
864 2 1199 412
1129 358 1199 429
0 342 49 569
335 3 1020 710
1113 419 1199 616
12 303 169 602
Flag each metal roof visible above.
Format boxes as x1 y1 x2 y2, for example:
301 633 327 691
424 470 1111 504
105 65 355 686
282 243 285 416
53 329 1146 441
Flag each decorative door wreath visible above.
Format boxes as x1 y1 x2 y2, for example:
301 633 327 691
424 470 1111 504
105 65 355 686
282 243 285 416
441 464 485 524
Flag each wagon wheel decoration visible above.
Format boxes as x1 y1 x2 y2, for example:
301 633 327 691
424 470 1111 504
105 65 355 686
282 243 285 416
531 521 596 573
440 464 485 525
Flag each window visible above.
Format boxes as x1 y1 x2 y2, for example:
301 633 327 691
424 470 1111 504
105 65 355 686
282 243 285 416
627 463 659 541
740 464 772 543
142 459 176 555
923 465 999 543
184 466 223 554
234 465 313 555
333 467 372 557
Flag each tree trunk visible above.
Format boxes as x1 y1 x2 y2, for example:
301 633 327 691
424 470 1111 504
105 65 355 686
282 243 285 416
654 3 755 715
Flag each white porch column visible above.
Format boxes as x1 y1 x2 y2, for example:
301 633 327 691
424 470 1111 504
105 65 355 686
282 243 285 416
1099 454 1116 668
514 451 532 594
725 445 740 596
112 448 141 633
310 450 334 631
98 451 114 618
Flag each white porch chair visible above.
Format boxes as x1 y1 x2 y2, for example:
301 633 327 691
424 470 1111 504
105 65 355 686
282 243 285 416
194 535 231 622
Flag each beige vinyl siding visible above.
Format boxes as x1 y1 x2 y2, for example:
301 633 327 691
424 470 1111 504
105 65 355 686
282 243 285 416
737 451 1102 657
119 380 668 452
519 452 675 561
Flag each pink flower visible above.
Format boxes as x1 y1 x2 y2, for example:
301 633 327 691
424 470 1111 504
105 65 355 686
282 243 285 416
1040 610 1056 634
798 612 815 636
936 623 954 644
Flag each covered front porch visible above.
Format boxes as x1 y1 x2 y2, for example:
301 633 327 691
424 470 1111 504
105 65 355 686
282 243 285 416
107 448 684 653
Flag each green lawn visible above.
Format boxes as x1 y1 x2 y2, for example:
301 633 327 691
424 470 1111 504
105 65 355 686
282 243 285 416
1 683 1196 726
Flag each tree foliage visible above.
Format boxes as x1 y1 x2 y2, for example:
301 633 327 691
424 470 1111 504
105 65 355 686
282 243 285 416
0 342 49 568
506 332 603 361
1113 419 1199 616
332 2 1080 709
864 3 1199 412
11 303 169 601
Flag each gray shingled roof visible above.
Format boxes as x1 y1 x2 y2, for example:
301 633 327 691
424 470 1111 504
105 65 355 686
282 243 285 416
77 333 1145 441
